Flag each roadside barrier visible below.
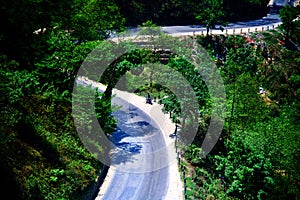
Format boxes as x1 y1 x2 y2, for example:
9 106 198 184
174 126 188 200
198 23 281 36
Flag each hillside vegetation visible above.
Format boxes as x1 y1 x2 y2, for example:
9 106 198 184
0 0 299 199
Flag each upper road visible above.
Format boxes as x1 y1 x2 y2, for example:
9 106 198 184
123 13 282 38
113 0 296 38
161 14 282 36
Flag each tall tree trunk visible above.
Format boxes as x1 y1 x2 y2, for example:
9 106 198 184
206 27 209 37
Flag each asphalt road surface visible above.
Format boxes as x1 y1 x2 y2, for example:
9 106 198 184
100 96 170 200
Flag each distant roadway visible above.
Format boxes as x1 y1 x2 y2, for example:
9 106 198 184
113 0 295 38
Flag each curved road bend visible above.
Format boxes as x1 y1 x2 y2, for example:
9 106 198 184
75 77 172 199
99 96 170 200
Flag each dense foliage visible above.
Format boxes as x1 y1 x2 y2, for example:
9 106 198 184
182 10 300 199
1 0 298 199
0 0 123 199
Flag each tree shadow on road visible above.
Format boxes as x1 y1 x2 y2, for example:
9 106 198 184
109 108 159 165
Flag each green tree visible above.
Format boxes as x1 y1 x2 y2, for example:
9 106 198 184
223 0 269 21
279 5 300 43
215 132 274 200
195 0 225 36
0 0 57 65
67 0 125 41
0 0 125 65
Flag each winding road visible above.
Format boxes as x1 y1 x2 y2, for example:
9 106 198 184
96 1 295 200
94 90 182 200
99 97 169 200
75 77 181 200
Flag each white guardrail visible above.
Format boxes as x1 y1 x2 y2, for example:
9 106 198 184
169 22 282 37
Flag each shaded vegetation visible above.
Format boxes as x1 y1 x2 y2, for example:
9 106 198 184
0 0 123 199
